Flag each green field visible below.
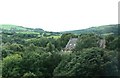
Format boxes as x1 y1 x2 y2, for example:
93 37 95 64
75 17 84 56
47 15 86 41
16 31 39 34
0 24 27 30
47 35 61 39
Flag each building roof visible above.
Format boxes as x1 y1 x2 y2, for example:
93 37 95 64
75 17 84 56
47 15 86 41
99 39 106 48
65 38 78 51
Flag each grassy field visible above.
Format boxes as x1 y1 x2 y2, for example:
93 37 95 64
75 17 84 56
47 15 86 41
16 31 39 34
0 24 27 30
47 35 61 39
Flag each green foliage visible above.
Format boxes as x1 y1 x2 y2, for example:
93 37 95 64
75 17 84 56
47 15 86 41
53 47 118 76
26 37 49 47
75 34 100 51
46 42 55 52
2 43 25 58
1 24 119 77
105 35 119 50
0 60 2 78
8 43 24 52
22 72 36 78
2 54 22 78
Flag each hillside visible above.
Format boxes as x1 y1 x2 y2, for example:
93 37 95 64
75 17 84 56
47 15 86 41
0 24 61 38
0 24 28 30
1 24 119 77
0 24 46 34
0 24 118 35
62 24 118 35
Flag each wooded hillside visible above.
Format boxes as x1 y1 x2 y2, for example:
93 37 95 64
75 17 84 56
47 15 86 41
0 24 119 78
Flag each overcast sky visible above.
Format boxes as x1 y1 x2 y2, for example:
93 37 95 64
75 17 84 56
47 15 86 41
0 0 119 32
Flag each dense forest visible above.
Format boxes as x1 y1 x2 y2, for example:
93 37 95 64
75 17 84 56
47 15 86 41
0 24 120 78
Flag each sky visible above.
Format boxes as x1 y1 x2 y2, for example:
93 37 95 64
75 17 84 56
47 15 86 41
0 0 119 32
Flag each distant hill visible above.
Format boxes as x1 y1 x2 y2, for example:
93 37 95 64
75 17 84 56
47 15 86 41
0 24 28 30
0 24 118 35
0 24 45 34
0 24 61 38
62 24 118 35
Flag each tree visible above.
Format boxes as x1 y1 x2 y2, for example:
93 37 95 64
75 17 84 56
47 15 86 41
46 42 55 52
27 43 37 51
21 48 61 77
53 47 118 77
26 37 49 47
75 34 100 51
2 54 22 78
8 43 24 52
105 35 119 50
